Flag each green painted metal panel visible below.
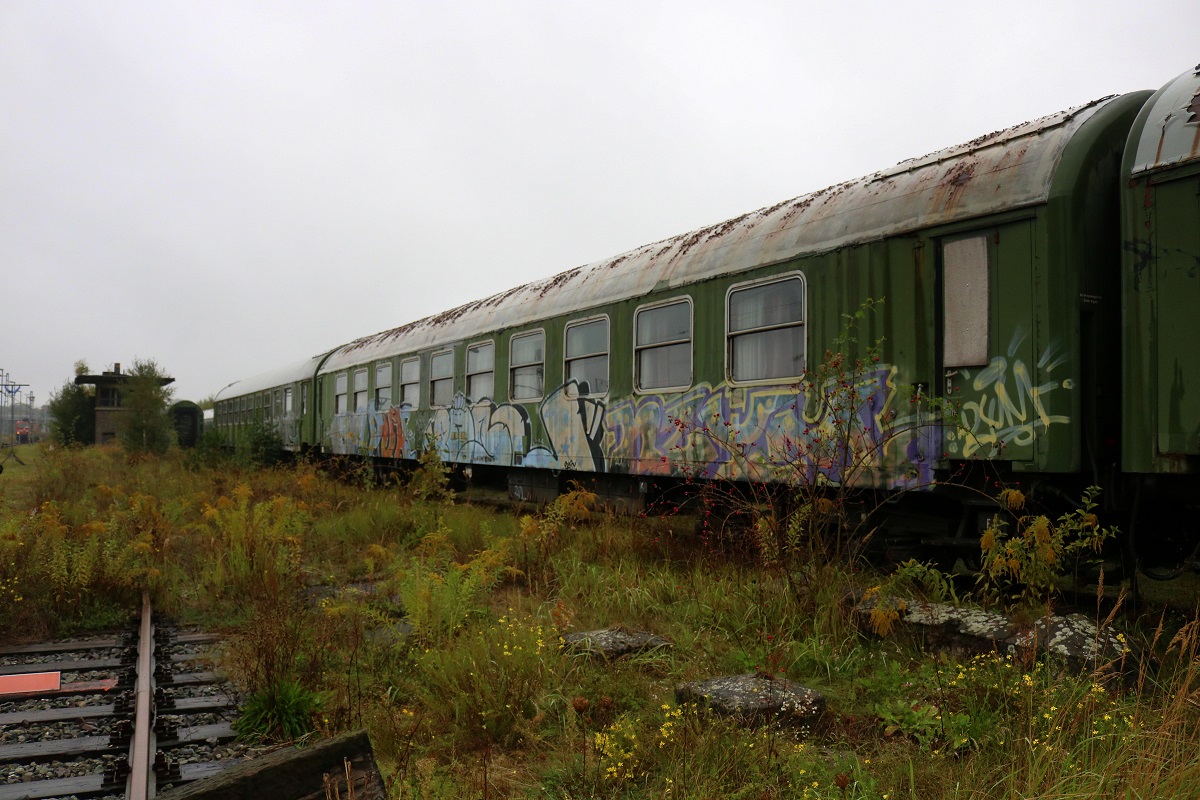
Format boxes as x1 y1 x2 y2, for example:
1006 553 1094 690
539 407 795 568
1153 176 1200 456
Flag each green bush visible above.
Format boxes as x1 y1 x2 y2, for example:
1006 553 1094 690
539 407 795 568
233 678 321 743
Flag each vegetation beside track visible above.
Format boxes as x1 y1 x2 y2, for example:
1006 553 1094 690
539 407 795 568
3 444 1200 798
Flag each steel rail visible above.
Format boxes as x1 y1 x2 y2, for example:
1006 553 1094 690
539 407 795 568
127 590 156 800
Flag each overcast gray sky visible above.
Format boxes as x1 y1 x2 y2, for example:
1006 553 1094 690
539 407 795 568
1 1 1196 405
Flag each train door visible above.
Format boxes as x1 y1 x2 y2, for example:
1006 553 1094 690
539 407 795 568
940 221 1037 463
1150 175 1200 457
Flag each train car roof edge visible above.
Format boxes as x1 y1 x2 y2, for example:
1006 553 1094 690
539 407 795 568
317 93 1134 374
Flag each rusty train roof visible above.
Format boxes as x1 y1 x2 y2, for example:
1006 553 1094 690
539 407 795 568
216 353 329 401
1128 65 1200 175
311 94 1128 375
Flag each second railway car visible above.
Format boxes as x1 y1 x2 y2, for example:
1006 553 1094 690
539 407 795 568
212 64 1200 571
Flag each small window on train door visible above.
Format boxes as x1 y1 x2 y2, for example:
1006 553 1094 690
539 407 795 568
353 368 368 413
635 298 692 392
335 373 349 415
510 330 545 401
284 387 293 415
466 341 495 404
400 357 420 408
942 235 989 368
727 274 807 383
375 362 392 410
565 317 609 396
430 350 454 407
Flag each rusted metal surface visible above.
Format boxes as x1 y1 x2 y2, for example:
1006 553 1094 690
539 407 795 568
320 94 1127 375
1129 65 1200 174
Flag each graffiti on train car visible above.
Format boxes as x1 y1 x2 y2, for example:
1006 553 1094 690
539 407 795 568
324 380 608 472
947 338 1072 459
603 364 937 488
323 366 946 487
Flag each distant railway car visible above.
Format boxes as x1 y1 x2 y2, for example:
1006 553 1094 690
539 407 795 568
210 64 1200 573
168 401 204 448
212 354 325 453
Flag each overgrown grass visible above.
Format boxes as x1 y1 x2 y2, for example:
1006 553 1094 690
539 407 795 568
3 445 1200 796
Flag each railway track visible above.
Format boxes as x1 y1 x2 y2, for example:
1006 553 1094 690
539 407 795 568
0 593 246 800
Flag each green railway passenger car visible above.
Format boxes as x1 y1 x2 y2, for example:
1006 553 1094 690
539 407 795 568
208 62 1200 574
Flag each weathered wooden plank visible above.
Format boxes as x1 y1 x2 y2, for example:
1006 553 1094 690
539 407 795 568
178 760 237 782
155 730 385 800
159 722 236 747
0 772 108 800
0 639 120 656
168 672 220 686
172 694 237 713
0 659 123 677
0 703 115 725
0 734 111 763
174 633 221 645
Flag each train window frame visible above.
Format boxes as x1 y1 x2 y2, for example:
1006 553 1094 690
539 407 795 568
564 315 610 397
430 350 454 407
300 382 309 416
335 372 349 415
942 234 990 368
510 329 546 402
283 387 293 415
374 361 392 410
466 340 495 404
634 297 693 393
400 357 420 409
725 272 808 386
353 368 368 413
274 389 283 418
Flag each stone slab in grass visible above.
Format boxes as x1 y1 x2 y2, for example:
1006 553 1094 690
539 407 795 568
856 600 1134 675
674 673 825 730
560 628 671 660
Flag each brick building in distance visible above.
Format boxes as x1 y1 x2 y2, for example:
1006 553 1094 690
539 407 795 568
74 363 174 445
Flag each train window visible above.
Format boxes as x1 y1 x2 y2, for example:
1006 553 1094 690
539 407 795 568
466 342 495 403
431 351 454 406
335 373 349 415
353 368 368 412
301 382 309 416
727 275 806 382
566 318 609 396
510 331 545 401
635 299 692 391
375 362 392 410
943 235 989 368
400 357 420 408
284 388 293 415
274 390 283 418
